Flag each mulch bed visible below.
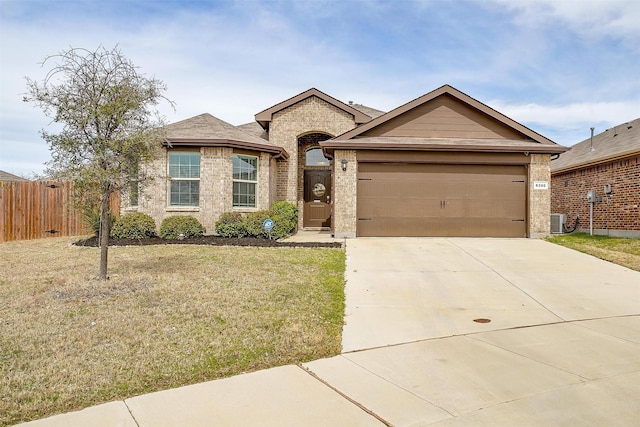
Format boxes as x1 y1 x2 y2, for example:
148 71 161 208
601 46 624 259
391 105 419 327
74 235 343 249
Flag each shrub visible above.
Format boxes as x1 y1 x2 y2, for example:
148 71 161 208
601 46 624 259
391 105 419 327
214 212 247 238
82 207 116 237
270 200 298 234
242 210 272 239
111 212 157 239
159 216 206 239
213 201 298 240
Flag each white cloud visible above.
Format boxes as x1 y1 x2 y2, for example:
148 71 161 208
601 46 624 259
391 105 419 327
489 98 640 145
487 0 640 44
1 0 638 174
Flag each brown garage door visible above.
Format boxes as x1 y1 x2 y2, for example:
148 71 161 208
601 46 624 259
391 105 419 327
357 163 527 237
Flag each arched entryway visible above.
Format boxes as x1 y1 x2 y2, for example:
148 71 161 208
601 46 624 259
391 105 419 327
298 133 332 228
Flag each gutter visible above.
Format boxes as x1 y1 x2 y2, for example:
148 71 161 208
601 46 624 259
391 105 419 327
321 141 568 158
164 138 289 160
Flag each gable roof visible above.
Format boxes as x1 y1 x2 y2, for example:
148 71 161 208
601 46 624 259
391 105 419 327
551 117 640 174
163 113 288 159
0 170 29 181
255 88 373 130
322 84 566 156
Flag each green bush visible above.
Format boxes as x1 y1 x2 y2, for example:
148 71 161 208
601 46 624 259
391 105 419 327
214 201 298 240
214 212 247 237
242 210 272 239
111 212 157 239
159 216 206 239
271 200 298 234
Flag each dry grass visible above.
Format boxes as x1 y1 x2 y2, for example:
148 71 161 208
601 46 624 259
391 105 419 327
0 237 345 426
546 233 640 271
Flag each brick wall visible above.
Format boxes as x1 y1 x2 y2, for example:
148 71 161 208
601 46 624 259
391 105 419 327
529 153 552 237
129 147 273 234
268 96 357 230
269 96 357 204
551 154 640 236
333 150 357 238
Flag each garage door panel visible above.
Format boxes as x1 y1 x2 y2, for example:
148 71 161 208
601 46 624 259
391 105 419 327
358 217 525 238
359 197 442 218
357 163 527 237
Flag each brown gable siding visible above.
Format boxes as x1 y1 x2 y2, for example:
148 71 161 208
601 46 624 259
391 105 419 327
359 94 528 140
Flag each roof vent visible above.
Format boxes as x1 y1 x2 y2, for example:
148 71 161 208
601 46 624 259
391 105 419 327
348 101 353 105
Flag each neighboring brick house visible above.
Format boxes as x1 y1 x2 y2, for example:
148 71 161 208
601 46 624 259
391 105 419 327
550 118 640 237
129 85 567 238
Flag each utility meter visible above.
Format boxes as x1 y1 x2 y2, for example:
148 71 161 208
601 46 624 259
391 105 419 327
587 190 596 203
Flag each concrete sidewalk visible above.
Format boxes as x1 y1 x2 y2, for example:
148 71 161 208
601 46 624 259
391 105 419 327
18 238 640 426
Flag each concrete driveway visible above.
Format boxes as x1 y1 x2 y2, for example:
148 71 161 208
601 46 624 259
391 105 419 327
19 237 640 427
341 238 640 351
306 238 640 426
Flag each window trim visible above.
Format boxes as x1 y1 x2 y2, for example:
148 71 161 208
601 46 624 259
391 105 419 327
232 154 258 208
168 151 201 207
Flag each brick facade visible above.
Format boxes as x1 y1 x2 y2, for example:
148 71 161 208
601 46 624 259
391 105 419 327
529 154 552 237
551 155 640 236
268 96 357 229
129 147 272 234
332 150 357 238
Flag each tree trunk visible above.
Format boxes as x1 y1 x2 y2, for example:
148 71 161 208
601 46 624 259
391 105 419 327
98 193 111 280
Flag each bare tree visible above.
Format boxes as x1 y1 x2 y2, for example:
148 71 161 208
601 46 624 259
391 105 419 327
24 46 173 279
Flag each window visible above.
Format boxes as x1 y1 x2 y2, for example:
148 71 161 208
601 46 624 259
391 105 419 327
128 163 139 207
168 152 200 206
233 154 258 207
306 148 330 166
129 181 139 207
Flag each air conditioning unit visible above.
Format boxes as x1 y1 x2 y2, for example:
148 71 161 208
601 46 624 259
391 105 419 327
550 213 566 234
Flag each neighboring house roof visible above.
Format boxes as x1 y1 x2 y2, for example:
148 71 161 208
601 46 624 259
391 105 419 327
323 84 566 156
0 170 28 181
551 117 639 174
255 88 373 130
163 113 288 159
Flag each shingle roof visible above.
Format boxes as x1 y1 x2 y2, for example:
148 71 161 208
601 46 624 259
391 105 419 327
0 170 28 181
236 121 269 141
164 113 273 146
163 113 288 159
349 103 386 119
551 117 640 173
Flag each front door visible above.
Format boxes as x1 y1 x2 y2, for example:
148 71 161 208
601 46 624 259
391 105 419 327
303 170 332 228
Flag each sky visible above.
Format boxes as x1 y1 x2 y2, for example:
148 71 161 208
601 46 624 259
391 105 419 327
1 0 639 177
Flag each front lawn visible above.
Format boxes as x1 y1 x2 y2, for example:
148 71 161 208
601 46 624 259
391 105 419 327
546 232 640 271
0 237 345 426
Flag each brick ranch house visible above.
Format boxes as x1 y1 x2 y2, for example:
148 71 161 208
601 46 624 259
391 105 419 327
128 84 567 238
551 118 639 237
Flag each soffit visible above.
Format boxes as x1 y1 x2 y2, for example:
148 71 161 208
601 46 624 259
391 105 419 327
321 136 567 157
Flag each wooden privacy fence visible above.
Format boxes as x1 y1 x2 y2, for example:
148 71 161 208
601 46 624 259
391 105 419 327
0 181 120 243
